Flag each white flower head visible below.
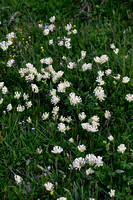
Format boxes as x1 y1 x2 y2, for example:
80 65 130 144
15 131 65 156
105 110 111 119
109 189 115 197
44 182 54 191
77 144 86 152
0 98 3 104
37 147 42 154
72 29 77 34
7 104 12 111
43 29 49 35
14 91 21 99
81 50 86 59
51 146 63 154
105 69 112 76
49 16 55 23
49 39 53 45
117 144 126 154
122 76 130 83
78 112 86 121
69 138 74 143
14 175 23 184
73 157 85 170
2 86 8 94
113 48 119 54
58 123 66 133
125 94 133 102
0 82 4 89
42 112 49 120
110 43 116 49
26 117 32 123
86 168 94 176
108 135 114 141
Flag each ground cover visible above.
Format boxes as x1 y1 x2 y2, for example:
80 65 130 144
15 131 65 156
0 0 133 199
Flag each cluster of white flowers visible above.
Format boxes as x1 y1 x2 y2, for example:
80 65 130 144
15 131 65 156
82 63 92 71
6 32 16 40
81 115 100 132
68 92 82 106
44 182 54 191
78 112 86 121
52 106 59 119
57 80 71 93
125 94 133 102
72 153 103 171
0 82 8 95
65 23 77 35
49 69 64 83
94 55 108 64
104 110 111 119
110 43 119 54
0 32 15 51
85 154 103 167
117 144 126 154
51 146 63 154
59 115 72 123
64 37 71 49
40 57 53 65
7 59 15 67
42 112 49 120
96 70 105 86
19 63 37 81
43 17 55 36
49 88 60 105
57 37 71 49
93 86 106 101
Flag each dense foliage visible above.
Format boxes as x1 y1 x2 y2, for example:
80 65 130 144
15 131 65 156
0 0 133 199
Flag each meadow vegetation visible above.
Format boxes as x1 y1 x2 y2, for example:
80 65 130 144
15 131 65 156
0 0 133 199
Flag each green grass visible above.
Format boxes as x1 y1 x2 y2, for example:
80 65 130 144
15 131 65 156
0 0 133 199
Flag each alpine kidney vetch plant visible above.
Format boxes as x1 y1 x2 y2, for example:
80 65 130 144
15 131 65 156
0 12 133 200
